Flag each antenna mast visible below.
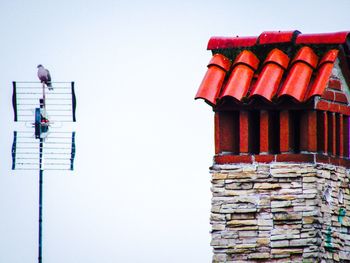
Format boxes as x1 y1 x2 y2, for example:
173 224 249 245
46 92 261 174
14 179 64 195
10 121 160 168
38 86 45 263
11 81 77 263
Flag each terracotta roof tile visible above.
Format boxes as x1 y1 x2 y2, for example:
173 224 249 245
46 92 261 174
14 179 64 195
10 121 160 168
220 50 259 101
307 68 334 100
296 32 350 44
207 36 257 50
208 31 350 50
258 30 300 45
318 49 339 66
196 31 350 107
250 49 289 101
305 49 339 100
208 53 232 70
290 46 318 68
279 47 318 101
195 54 231 105
233 50 260 70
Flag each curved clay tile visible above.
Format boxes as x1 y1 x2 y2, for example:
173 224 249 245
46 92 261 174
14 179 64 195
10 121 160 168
219 50 260 101
249 49 290 101
296 32 350 44
290 46 318 68
318 49 339 66
207 36 258 50
278 47 318 101
263 48 290 69
195 54 232 105
234 50 260 70
305 49 339 101
258 30 300 45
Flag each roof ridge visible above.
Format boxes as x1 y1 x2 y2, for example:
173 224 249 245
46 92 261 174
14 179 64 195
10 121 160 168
208 31 350 50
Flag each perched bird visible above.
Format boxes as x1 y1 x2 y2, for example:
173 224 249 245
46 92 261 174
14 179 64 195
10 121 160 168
37 64 53 90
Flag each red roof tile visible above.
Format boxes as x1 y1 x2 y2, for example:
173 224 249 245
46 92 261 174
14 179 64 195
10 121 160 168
250 49 289 101
207 36 257 50
279 47 318 101
207 31 350 50
306 49 339 100
318 49 339 66
195 54 231 105
296 32 350 44
258 30 300 45
196 31 350 107
220 50 259 101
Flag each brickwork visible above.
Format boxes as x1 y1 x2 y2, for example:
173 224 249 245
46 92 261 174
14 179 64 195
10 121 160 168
210 162 350 262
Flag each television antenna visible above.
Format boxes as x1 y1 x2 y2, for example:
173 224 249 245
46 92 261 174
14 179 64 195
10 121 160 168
11 81 77 263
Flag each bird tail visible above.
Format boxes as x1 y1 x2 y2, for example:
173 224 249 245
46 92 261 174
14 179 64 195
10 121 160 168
47 82 53 90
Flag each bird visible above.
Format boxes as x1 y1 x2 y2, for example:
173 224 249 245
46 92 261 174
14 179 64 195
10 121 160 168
37 64 53 90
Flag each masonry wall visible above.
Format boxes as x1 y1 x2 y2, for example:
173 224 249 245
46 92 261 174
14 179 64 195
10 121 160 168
210 162 350 262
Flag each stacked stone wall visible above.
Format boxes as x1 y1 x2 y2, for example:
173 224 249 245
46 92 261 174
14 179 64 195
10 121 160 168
210 162 350 262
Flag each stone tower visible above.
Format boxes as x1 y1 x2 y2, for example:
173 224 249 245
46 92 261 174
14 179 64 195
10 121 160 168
195 31 350 262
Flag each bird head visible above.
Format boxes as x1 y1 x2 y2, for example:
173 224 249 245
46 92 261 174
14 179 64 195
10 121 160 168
37 64 43 68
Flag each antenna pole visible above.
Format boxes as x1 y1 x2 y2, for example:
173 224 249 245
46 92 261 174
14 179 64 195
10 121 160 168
42 83 46 109
38 168 43 263
38 138 44 263
38 83 47 263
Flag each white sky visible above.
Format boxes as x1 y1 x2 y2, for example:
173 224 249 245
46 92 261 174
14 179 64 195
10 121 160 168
0 0 350 262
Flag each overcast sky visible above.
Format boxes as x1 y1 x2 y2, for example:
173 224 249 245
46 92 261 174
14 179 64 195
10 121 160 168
0 0 350 262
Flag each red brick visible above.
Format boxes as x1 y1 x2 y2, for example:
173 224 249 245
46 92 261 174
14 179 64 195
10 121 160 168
276 153 314 163
338 114 344 158
328 79 342 90
316 155 350 169
329 102 340 113
339 105 350 116
334 92 348 104
214 154 252 164
316 154 330 164
329 156 340 166
315 100 329 111
328 112 336 156
279 110 292 153
239 111 249 153
254 154 275 163
317 111 328 154
214 113 220 154
300 110 317 152
321 90 335 101
309 111 318 152
314 153 350 170
331 113 337 156
215 112 239 154
260 111 270 153
338 158 350 169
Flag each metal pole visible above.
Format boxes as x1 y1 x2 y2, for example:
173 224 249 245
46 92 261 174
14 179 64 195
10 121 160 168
38 138 43 263
42 83 46 109
38 169 43 263
38 85 45 263
12 81 18 121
